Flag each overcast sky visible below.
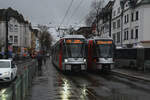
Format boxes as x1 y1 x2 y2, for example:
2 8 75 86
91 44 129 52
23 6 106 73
0 0 109 28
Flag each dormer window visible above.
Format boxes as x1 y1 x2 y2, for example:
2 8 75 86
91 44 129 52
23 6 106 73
126 2 129 7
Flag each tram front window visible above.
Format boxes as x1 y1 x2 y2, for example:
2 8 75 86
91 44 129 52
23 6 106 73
64 44 85 58
96 44 113 58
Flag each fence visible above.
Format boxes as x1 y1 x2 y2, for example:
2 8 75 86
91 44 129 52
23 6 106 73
0 59 37 100
115 48 150 71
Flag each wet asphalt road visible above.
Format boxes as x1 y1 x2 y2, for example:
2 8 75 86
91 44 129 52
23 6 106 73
28 58 150 100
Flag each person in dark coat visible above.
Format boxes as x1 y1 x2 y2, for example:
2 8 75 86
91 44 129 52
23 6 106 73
37 52 43 71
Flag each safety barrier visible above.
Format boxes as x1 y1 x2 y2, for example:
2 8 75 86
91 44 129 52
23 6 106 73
0 59 37 100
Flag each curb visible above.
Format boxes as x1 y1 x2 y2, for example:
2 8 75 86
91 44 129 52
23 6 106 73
111 70 150 82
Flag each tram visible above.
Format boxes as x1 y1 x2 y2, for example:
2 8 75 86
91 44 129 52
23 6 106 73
87 37 115 71
51 35 87 72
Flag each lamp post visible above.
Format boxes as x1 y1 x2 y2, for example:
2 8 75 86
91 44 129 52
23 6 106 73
3 9 9 59
120 0 125 47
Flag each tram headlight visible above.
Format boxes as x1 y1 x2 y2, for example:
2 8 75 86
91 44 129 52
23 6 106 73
65 59 68 63
84 59 86 62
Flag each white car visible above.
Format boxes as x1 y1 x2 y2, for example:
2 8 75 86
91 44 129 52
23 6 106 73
0 59 17 82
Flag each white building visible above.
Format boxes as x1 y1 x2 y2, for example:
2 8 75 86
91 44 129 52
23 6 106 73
112 0 150 48
0 8 32 53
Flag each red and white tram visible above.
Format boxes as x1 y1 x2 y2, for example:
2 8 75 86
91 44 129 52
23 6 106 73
51 35 87 72
87 38 115 71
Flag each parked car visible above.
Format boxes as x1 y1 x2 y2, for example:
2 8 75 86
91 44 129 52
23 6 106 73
0 59 17 82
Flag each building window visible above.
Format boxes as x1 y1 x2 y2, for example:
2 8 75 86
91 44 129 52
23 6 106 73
131 13 134 21
127 14 129 23
124 15 126 24
135 28 138 39
126 30 129 40
124 29 129 40
14 36 18 44
117 32 120 43
117 19 120 28
113 22 116 29
131 29 134 39
14 25 18 32
124 31 126 40
136 11 139 20
9 35 13 43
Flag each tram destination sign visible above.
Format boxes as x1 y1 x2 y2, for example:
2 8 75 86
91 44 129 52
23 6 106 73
96 41 112 44
66 39 83 44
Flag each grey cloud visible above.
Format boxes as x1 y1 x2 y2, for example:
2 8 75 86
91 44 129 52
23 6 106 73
0 0 109 27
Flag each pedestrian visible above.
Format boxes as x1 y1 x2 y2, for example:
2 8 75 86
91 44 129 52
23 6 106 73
37 52 43 73
43 55 46 65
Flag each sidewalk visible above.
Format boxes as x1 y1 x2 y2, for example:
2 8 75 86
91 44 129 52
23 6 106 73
112 68 150 82
28 59 51 100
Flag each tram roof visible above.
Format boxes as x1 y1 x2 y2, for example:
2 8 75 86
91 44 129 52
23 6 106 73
62 35 85 39
88 37 113 41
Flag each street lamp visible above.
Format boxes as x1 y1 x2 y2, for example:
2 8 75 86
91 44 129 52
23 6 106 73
3 9 9 59
120 0 125 47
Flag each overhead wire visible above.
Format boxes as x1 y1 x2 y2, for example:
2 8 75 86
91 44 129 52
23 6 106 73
66 0 84 26
75 0 91 27
59 0 74 28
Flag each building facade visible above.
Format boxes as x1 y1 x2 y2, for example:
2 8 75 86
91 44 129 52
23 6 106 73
112 0 150 48
0 8 32 54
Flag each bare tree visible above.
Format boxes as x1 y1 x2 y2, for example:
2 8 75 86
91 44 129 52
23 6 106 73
85 0 104 28
38 25 53 53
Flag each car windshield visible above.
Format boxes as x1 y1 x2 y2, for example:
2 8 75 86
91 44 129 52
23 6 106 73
0 61 10 68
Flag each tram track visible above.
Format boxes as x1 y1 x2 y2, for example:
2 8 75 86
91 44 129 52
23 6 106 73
57 71 99 100
53 68 150 100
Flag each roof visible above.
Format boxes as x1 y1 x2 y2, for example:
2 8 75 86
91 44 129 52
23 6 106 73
63 35 85 39
88 37 113 41
0 7 28 24
93 36 112 40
